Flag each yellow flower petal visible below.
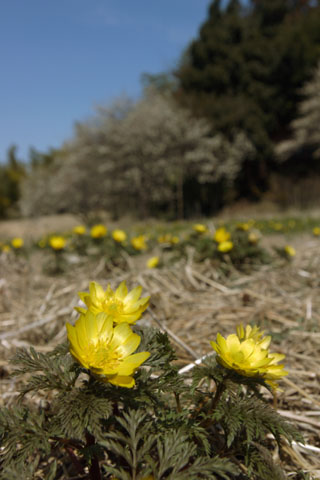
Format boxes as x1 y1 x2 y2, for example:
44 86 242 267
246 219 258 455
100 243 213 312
115 281 128 300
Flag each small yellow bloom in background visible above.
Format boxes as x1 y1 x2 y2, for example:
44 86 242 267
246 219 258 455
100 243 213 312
313 227 320 236
76 280 150 325
217 240 233 253
214 227 231 243
158 233 179 244
248 231 260 244
284 245 296 257
90 224 107 239
66 311 150 388
131 235 147 251
273 222 283 231
236 222 249 231
147 256 159 269
158 233 171 244
11 237 24 249
112 229 127 243
73 225 86 235
1 245 11 253
49 236 66 250
193 223 207 233
211 324 288 390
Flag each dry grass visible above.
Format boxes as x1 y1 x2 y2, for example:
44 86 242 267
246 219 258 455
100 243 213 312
0 237 319 478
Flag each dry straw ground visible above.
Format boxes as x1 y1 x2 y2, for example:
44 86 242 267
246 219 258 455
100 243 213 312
0 234 319 478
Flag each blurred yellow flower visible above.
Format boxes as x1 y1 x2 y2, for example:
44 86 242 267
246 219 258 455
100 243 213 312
193 223 207 233
73 225 86 235
217 240 233 253
236 222 249 231
112 229 127 243
158 233 179 244
11 237 24 248
211 325 288 389
248 231 260 244
147 256 159 268
66 311 150 388
158 233 171 243
90 224 107 238
284 245 296 257
214 227 231 243
273 222 283 231
1 245 11 253
313 227 320 236
131 235 147 250
76 281 150 325
49 236 66 250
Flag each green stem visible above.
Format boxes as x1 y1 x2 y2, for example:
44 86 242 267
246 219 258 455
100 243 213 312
175 392 182 413
85 432 102 480
211 382 226 411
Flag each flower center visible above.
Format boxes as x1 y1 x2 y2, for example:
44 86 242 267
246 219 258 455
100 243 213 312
102 298 124 315
86 340 121 371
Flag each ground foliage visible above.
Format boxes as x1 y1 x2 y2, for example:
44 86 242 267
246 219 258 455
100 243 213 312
0 327 302 479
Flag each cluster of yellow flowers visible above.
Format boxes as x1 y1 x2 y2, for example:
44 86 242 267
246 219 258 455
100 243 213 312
67 281 150 388
67 280 287 391
131 235 148 251
214 227 233 253
157 233 179 245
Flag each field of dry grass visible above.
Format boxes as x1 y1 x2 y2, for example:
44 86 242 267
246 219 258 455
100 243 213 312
0 214 319 478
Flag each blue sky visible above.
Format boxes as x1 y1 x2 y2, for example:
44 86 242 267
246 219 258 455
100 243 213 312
0 0 212 162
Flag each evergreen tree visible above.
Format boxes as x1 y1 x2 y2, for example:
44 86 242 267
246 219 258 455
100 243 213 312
175 0 320 198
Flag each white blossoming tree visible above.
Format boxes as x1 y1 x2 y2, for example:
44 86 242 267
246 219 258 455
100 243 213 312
20 91 255 218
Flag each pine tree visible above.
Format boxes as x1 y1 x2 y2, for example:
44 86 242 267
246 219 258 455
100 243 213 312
175 0 320 197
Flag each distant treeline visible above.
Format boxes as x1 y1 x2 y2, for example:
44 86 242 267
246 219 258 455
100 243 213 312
2 0 320 219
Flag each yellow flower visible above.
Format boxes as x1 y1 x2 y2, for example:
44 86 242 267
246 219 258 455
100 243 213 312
211 325 288 389
284 245 296 257
158 233 171 244
193 223 207 233
248 231 260 244
66 312 150 388
11 237 24 249
313 227 320 236
158 234 179 244
217 240 233 253
112 229 127 243
214 227 231 243
90 224 107 238
1 245 11 253
274 222 283 231
147 256 159 268
236 222 249 231
131 235 147 251
76 281 150 325
49 236 66 250
73 225 86 235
